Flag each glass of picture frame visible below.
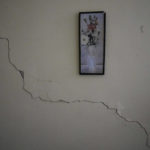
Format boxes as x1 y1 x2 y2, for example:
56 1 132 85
79 11 106 75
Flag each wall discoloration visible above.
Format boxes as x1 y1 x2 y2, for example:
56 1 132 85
140 25 144 33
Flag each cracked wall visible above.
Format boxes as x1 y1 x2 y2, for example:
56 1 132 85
0 0 150 150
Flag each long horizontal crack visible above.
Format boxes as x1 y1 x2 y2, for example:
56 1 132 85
0 37 150 149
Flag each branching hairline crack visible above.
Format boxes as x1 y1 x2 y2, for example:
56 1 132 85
0 37 149 149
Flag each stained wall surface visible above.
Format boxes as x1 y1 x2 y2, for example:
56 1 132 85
0 0 150 150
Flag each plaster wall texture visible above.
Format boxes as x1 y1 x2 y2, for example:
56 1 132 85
0 0 150 150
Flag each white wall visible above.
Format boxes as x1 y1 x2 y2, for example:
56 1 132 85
0 0 150 149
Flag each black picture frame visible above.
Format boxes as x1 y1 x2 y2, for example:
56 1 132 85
79 11 106 75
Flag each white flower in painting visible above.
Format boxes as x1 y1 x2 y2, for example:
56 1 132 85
81 34 88 45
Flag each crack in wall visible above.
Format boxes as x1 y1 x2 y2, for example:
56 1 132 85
0 37 150 149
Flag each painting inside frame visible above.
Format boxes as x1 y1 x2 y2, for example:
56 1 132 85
79 11 105 75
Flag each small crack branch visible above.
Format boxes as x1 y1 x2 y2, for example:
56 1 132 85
0 37 150 149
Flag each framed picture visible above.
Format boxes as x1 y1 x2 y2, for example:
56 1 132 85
79 11 106 75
